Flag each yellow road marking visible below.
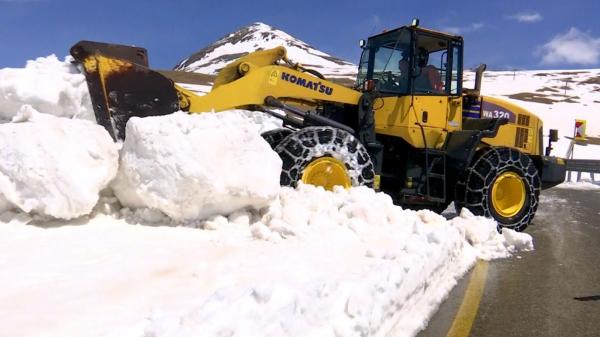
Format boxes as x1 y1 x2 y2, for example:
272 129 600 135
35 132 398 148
446 260 489 337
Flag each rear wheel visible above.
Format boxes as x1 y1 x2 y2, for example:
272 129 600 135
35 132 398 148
455 147 540 231
274 126 375 190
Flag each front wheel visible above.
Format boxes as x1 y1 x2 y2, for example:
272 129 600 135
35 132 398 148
455 147 541 231
261 128 293 149
274 126 375 190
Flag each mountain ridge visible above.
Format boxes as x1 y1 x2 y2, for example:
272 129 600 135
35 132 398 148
174 22 357 84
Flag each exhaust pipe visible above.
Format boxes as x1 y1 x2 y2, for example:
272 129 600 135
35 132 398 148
473 63 487 96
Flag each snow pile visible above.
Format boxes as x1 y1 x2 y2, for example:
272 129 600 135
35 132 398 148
0 55 94 122
233 108 284 134
111 110 282 221
0 183 532 337
0 54 546 337
451 209 534 260
0 56 284 221
556 181 600 190
0 65 284 222
0 106 118 219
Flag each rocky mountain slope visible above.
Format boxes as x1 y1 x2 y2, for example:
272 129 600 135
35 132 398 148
174 22 357 85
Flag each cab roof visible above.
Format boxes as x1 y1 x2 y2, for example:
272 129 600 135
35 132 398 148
368 25 463 43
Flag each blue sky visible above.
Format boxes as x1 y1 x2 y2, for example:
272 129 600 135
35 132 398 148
1 0 599 70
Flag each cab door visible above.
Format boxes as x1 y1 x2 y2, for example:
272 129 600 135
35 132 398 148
409 33 460 148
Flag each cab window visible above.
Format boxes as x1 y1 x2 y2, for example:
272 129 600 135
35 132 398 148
413 33 462 96
449 43 462 95
356 29 412 95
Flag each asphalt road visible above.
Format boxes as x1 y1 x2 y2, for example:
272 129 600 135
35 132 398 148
418 187 600 337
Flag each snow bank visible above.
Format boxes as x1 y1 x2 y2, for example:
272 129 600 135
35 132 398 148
556 181 600 190
111 110 282 221
0 183 532 337
451 209 534 260
0 55 542 337
0 55 94 122
0 106 118 219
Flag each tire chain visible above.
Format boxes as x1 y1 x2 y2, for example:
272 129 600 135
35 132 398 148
274 126 375 188
456 147 541 231
261 128 292 149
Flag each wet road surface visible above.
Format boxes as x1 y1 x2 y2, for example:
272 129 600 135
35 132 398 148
418 187 600 337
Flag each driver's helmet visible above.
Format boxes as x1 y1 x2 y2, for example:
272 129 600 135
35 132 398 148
416 47 429 67
398 50 410 70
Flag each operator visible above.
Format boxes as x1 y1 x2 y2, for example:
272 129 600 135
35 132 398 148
397 57 411 92
414 47 443 93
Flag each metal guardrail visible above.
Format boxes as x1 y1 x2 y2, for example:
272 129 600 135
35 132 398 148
565 159 600 174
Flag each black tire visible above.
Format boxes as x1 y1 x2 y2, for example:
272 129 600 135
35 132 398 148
261 128 293 149
274 126 375 188
455 147 541 231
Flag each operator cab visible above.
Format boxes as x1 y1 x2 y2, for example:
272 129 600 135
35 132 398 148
356 25 463 97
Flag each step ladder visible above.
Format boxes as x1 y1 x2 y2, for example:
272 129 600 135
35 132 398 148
424 149 446 203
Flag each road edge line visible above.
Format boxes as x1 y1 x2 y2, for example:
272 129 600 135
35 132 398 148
445 260 489 337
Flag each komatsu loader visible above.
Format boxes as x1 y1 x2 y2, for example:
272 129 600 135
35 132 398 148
70 21 566 231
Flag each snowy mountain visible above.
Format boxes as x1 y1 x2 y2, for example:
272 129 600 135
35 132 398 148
174 22 358 85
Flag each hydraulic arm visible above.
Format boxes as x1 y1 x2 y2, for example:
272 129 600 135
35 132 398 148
71 41 361 140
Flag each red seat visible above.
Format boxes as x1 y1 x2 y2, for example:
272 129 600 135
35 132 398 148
421 65 443 92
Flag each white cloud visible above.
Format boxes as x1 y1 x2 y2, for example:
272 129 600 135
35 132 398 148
471 23 484 30
372 15 381 26
441 22 484 35
443 27 461 35
537 27 600 66
509 11 543 23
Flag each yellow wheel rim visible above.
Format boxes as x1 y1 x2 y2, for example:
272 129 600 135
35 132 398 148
491 171 526 218
301 157 351 191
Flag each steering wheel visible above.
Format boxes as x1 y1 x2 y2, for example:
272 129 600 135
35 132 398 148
376 71 397 90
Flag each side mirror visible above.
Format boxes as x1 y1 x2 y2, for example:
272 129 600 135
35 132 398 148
359 39 366 49
545 129 559 156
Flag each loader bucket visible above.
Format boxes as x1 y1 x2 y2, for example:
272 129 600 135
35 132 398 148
70 41 180 140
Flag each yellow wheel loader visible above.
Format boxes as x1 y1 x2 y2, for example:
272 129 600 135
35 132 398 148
70 21 566 231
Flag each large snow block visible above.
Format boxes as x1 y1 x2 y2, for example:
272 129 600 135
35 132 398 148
0 107 119 219
111 111 282 221
0 55 94 122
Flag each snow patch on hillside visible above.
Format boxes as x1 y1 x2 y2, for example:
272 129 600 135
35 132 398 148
176 22 357 80
465 69 600 184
